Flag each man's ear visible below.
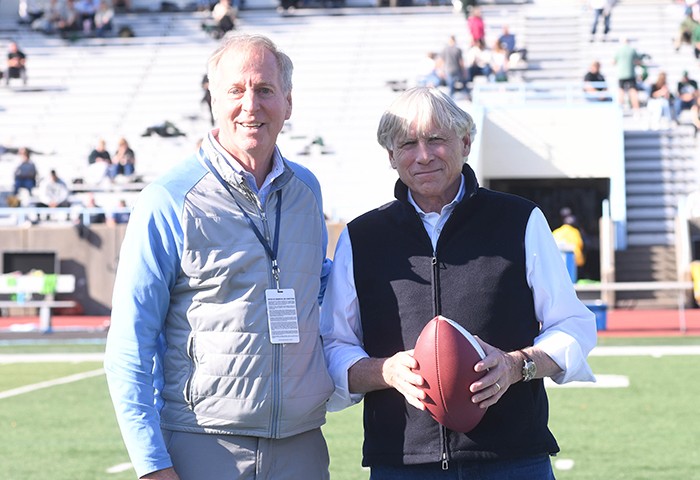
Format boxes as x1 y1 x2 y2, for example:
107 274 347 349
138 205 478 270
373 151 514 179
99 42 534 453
388 150 397 169
462 134 472 157
210 95 218 118
285 93 293 120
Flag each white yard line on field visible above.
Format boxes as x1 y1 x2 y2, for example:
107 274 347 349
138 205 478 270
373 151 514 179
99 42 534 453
105 463 134 474
1 346 699 366
590 345 700 356
0 368 105 400
0 353 105 363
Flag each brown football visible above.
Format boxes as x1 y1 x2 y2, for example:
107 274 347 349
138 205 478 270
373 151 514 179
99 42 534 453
413 315 487 433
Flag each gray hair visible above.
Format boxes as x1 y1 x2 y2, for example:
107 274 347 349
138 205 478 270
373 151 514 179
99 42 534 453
377 87 477 151
206 33 293 96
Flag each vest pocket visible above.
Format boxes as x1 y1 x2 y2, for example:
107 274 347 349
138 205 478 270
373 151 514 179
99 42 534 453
184 333 197 409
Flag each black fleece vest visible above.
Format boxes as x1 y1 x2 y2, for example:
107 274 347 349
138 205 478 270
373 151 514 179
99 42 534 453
347 165 559 467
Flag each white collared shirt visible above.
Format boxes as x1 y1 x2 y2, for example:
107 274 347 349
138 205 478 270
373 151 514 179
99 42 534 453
320 186 597 411
408 175 465 251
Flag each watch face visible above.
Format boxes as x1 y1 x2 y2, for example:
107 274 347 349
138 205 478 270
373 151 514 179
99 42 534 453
523 360 536 381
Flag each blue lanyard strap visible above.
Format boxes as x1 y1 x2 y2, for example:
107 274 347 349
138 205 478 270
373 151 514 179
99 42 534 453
200 150 283 289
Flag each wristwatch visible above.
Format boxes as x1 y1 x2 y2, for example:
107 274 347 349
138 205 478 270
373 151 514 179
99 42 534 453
520 350 536 382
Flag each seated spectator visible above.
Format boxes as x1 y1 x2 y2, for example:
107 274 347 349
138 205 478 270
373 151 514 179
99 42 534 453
212 0 236 32
88 138 111 164
488 39 509 82
647 71 675 129
113 137 135 176
85 155 113 186
5 41 27 86
691 95 700 136
13 148 37 196
75 0 99 34
31 0 64 34
498 24 527 64
93 0 114 37
464 39 491 83
108 199 131 225
416 51 444 88
85 193 106 223
57 0 81 38
18 0 45 25
674 70 698 121
202 0 236 39
36 169 71 208
75 193 106 235
583 60 610 101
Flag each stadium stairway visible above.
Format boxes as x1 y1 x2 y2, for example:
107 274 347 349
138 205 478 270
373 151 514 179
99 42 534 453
614 125 698 307
624 127 698 248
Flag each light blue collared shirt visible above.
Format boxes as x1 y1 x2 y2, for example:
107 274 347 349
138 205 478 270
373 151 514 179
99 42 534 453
207 130 286 207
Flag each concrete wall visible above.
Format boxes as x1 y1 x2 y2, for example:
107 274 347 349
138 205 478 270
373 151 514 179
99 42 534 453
1 224 126 315
0 221 345 315
477 102 627 228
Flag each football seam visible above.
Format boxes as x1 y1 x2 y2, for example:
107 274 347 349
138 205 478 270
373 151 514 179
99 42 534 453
434 327 449 414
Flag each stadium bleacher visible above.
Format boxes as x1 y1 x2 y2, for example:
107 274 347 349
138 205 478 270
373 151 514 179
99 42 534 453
0 0 698 224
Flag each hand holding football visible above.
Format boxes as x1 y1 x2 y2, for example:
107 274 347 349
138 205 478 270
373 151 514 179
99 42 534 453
412 315 487 433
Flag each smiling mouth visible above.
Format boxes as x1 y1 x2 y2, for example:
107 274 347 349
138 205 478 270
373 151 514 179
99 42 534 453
415 169 441 176
240 122 263 128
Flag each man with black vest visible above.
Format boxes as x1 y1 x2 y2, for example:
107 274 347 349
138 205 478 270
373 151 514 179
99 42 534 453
321 87 597 479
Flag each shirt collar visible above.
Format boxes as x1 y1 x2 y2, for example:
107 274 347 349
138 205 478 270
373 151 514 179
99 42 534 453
206 129 285 196
408 174 466 217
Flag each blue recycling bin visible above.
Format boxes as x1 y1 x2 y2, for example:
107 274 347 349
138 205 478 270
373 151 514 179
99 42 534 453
584 301 607 331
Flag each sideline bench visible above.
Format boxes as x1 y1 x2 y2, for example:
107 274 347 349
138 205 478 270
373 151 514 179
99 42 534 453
0 274 77 333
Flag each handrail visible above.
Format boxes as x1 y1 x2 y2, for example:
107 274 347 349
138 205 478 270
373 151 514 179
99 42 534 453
471 81 614 106
0 207 131 226
575 281 692 334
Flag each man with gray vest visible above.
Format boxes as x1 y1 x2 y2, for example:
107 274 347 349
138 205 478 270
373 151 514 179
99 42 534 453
105 34 334 480
321 87 597 479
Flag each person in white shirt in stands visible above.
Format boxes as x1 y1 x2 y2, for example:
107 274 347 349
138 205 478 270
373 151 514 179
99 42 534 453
36 169 71 208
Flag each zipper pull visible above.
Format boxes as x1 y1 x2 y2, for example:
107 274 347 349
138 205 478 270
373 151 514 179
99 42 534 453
440 424 449 470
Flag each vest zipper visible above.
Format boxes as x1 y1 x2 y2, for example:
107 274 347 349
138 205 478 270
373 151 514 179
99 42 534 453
431 255 440 315
432 253 450 470
256 191 283 438
441 434 449 470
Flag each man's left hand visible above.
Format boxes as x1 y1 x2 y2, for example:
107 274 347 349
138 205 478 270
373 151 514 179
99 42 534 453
468 337 521 409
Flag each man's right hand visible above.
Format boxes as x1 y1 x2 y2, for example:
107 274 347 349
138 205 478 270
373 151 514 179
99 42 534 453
141 467 180 480
383 350 426 411
348 351 426 411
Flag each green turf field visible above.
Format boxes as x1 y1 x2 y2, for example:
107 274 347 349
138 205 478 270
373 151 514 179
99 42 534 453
1 338 698 479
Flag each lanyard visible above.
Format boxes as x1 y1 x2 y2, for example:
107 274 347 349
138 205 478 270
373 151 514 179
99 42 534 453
200 150 283 290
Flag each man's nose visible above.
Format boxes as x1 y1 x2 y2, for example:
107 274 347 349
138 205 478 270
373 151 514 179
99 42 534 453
241 90 259 111
416 140 432 162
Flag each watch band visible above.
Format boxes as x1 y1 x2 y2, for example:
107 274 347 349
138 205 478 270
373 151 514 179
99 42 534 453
520 349 536 382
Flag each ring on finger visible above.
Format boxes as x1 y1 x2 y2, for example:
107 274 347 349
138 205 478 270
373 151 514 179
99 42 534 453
495 382 501 391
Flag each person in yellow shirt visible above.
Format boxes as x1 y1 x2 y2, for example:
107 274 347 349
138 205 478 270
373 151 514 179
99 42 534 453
553 215 586 268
